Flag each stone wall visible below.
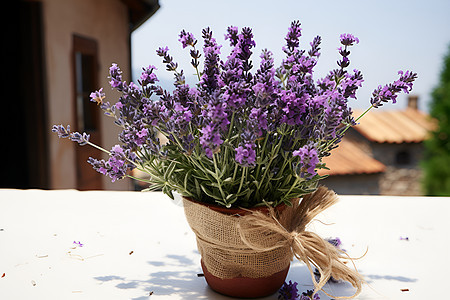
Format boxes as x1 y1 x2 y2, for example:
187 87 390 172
371 143 424 195
321 173 382 195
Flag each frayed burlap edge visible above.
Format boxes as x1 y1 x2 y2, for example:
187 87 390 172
183 186 364 299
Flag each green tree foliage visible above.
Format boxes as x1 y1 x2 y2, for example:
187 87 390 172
423 45 450 196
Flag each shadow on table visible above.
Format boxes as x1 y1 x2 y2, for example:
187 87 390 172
288 262 367 300
95 255 411 300
94 253 246 300
364 273 417 283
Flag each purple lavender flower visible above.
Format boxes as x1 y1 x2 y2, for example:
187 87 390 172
278 280 299 300
249 107 268 134
300 290 320 300
203 91 229 131
278 89 307 126
199 27 222 92
139 65 159 86
340 33 359 46
52 125 90 146
88 144 136 182
178 30 196 48
235 143 256 166
199 90 228 157
370 70 417 108
90 88 105 105
220 54 248 111
327 237 342 248
157 46 186 86
308 36 322 57
69 132 91 146
340 69 364 99
293 144 319 179
224 26 239 47
73 241 84 247
200 124 222 158
109 63 123 90
52 124 71 138
284 20 302 52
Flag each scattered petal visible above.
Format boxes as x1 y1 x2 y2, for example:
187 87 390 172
73 241 84 247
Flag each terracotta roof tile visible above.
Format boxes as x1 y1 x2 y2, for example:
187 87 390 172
352 108 435 143
318 138 385 176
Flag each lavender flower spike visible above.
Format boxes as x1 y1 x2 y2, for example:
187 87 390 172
285 20 302 51
70 132 91 146
370 70 417 108
52 124 71 138
340 33 359 46
90 88 105 105
109 63 123 90
293 144 319 179
52 125 90 146
179 30 197 48
300 289 320 300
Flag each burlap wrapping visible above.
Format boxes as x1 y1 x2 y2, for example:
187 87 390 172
183 187 364 298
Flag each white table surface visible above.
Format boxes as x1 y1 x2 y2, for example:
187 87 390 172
0 189 449 300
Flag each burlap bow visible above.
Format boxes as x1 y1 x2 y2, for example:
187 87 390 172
237 187 364 298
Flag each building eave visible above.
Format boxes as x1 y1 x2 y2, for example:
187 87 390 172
121 0 160 32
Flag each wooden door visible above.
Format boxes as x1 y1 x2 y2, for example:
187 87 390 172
72 35 103 190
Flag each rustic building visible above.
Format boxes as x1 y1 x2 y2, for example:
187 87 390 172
8 0 159 190
320 96 435 195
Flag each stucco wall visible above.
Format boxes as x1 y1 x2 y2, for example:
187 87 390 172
44 0 131 190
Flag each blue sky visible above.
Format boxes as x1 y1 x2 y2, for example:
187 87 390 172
131 0 450 112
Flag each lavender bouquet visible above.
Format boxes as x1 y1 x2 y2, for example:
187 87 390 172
53 21 416 208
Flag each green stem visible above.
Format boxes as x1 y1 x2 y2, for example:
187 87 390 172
126 174 153 184
255 135 269 180
340 104 374 137
282 175 301 203
355 105 374 123
237 166 247 196
257 129 285 190
213 153 226 200
86 141 110 155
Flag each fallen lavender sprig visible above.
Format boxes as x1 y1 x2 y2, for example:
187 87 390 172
73 241 84 247
278 281 320 300
278 280 299 300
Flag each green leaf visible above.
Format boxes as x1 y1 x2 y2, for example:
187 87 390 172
194 178 201 199
223 177 234 184
163 161 177 181
183 170 192 191
200 184 223 201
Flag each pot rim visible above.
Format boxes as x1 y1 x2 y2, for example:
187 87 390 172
182 196 287 216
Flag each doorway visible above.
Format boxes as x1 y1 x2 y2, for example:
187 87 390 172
72 35 103 190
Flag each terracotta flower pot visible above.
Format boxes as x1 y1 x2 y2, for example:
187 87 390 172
201 259 289 298
183 198 290 298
